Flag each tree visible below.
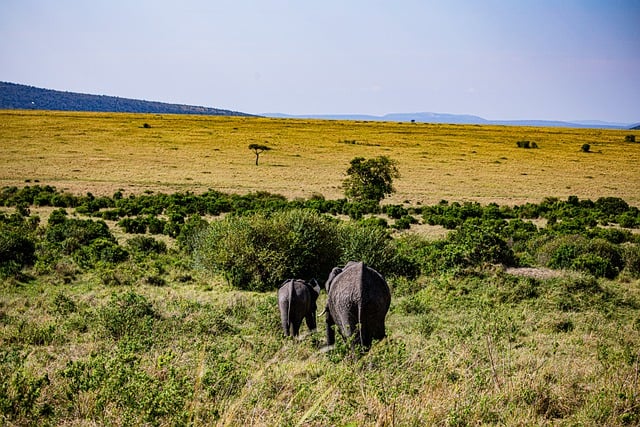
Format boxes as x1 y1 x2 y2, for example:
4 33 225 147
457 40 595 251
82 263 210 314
343 156 399 203
248 143 271 165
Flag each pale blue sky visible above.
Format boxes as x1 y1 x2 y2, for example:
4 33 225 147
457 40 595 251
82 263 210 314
1 0 639 123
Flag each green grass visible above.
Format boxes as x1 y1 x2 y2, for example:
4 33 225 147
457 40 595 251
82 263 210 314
1 260 639 425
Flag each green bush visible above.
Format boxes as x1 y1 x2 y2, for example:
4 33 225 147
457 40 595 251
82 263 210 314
118 217 147 234
446 219 515 267
622 244 640 278
73 238 129 268
126 236 167 256
0 223 36 278
338 222 399 275
539 235 623 278
99 291 158 341
571 254 612 278
194 209 341 290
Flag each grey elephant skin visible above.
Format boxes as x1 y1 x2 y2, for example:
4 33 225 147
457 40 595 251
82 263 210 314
278 279 320 337
324 261 391 348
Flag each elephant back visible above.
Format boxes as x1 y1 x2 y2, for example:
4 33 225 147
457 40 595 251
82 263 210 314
327 262 390 316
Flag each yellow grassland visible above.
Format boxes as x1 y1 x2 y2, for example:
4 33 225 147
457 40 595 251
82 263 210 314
1 109 639 205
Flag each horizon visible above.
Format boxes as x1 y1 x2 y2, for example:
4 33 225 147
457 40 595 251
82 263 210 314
1 1 639 124
1 80 638 127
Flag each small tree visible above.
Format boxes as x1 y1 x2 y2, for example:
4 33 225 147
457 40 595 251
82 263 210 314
581 143 591 153
248 143 271 165
343 156 399 203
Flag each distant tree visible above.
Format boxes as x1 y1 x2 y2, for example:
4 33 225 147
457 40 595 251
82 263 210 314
625 135 636 142
581 144 591 153
343 156 399 203
248 143 271 166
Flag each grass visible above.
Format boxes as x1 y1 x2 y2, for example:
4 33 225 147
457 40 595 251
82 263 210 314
1 110 639 425
1 268 639 425
1 110 639 205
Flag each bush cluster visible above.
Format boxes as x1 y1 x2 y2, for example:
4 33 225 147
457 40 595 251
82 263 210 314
2 186 639 284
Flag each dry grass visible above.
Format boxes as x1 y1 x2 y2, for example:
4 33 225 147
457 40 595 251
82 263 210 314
1 110 639 205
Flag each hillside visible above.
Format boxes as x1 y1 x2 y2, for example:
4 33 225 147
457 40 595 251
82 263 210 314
264 112 634 129
0 81 254 116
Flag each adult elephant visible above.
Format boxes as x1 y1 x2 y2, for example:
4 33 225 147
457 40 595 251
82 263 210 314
324 261 391 348
277 278 321 337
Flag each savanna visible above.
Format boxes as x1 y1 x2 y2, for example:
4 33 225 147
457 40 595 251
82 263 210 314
1 110 639 426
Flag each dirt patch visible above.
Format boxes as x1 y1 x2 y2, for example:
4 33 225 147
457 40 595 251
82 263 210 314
505 267 564 280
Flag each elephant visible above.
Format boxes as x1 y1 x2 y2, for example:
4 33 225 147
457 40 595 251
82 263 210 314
277 278 321 337
324 261 391 348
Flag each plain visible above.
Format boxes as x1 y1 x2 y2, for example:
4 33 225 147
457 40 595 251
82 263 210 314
1 110 639 426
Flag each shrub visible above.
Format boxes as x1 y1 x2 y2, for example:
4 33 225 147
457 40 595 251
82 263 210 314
0 222 36 277
446 218 515 268
74 238 129 268
581 143 591 152
338 222 399 276
194 209 341 290
126 236 167 255
385 204 408 219
625 135 636 142
118 217 147 234
392 216 413 230
571 254 612 278
622 244 640 278
595 197 629 217
538 235 623 278
45 217 114 254
99 291 158 340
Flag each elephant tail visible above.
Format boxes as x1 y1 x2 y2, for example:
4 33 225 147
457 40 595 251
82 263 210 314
358 298 364 347
286 279 294 335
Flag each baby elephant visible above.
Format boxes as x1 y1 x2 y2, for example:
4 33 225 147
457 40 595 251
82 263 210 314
278 279 321 337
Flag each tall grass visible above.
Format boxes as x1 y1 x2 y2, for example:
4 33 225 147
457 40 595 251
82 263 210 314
1 110 639 205
1 268 638 425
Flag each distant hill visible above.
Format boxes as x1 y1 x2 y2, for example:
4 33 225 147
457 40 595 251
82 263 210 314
0 81 254 116
264 112 635 129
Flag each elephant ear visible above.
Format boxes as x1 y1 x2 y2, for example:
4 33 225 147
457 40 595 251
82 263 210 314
279 279 291 289
325 267 342 292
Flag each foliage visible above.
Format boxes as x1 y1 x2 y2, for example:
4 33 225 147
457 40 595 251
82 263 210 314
1 184 640 426
248 143 271 165
193 209 341 290
0 212 37 278
342 156 399 203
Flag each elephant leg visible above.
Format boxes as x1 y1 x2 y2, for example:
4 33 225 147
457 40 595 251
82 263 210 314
305 312 317 332
370 317 386 340
326 313 336 346
280 313 290 337
292 320 301 337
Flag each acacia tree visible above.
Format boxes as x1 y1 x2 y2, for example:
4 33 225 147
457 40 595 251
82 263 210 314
248 143 271 165
342 156 399 203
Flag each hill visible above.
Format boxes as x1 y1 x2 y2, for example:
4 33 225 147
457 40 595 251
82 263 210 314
0 81 254 116
263 111 634 129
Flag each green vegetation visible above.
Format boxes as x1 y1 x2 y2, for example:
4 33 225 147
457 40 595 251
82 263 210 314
1 185 640 425
343 156 400 203
248 143 271 166
1 111 639 425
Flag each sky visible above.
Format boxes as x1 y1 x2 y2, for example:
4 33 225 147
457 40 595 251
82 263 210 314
1 0 639 123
